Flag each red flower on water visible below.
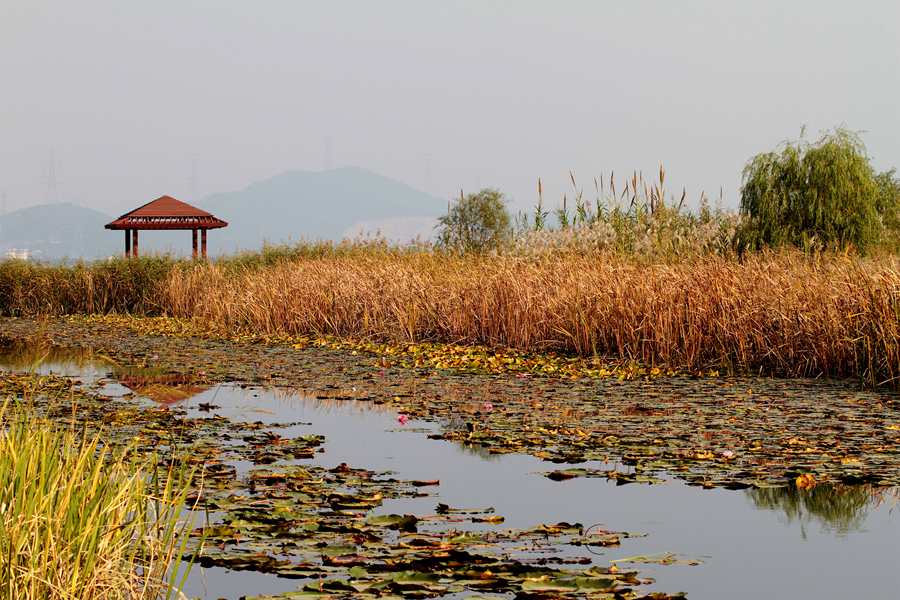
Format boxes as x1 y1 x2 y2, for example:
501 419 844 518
397 415 408 426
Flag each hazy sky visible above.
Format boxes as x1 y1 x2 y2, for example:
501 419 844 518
1 1 898 219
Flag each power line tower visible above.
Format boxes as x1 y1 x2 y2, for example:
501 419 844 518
188 154 201 202
44 149 62 205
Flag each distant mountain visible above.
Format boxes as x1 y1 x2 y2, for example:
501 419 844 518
0 167 448 260
201 166 446 252
0 203 118 261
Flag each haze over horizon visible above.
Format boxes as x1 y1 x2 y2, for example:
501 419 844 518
1 1 898 221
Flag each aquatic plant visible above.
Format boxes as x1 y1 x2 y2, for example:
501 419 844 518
158 248 900 386
0 400 203 600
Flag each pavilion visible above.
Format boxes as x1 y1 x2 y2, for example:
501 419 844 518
105 195 227 258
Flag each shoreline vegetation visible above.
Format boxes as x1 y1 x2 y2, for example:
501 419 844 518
2 241 899 388
2 155 899 388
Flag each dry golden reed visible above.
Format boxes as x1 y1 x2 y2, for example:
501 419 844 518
156 248 900 385
2 247 899 386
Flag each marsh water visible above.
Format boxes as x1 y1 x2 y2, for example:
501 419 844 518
2 349 897 600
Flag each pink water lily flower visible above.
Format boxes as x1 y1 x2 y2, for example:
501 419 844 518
483 403 493 411
397 415 408 425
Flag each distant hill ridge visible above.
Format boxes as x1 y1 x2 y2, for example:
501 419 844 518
202 165 445 249
0 202 116 260
0 166 446 259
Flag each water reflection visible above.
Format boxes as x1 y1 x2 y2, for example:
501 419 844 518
0 340 212 406
113 366 211 405
448 439 501 461
0 339 111 372
745 483 897 538
2 339 899 599
437 415 501 462
247 386 400 415
0 341 392 413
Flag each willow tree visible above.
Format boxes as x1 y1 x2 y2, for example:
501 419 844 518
737 127 883 253
874 168 900 252
435 188 512 254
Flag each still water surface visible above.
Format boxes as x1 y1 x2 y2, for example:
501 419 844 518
3 353 897 600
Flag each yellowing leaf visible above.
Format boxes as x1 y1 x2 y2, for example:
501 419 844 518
796 474 817 490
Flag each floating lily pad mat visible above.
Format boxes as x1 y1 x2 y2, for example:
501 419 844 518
0 368 678 600
1 319 898 600
3 317 898 491
1 373 897 600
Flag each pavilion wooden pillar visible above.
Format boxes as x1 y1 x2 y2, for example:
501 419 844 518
133 229 139 257
125 230 131 257
201 229 208 258
192 229 198 257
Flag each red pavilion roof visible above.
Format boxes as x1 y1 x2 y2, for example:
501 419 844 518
105 196 227 230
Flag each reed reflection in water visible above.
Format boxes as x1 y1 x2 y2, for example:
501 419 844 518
745 483 898 538
0 339 112 372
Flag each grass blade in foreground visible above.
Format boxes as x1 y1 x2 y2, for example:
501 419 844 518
0 399 202 600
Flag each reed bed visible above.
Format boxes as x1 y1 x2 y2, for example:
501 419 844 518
2 241 899 386
0 401 201 600
155 249 899 385
0 255 179 316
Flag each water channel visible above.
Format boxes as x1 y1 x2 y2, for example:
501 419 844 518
1 347 897 600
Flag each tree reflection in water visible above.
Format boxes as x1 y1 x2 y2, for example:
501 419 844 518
745 483 898 539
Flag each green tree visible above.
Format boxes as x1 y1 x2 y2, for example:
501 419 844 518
873 168 900 251
435 188 513 253
737 126 884 253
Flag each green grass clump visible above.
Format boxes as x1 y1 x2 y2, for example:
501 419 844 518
0 400 202 600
